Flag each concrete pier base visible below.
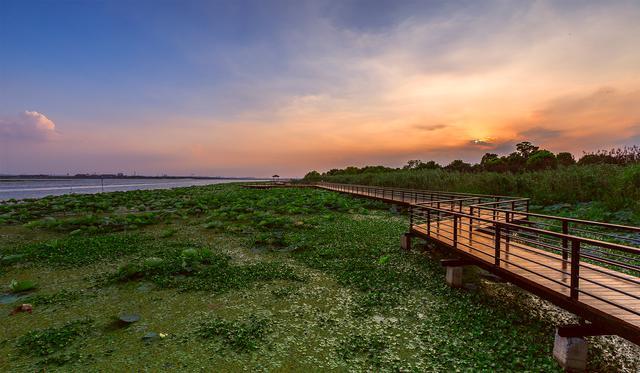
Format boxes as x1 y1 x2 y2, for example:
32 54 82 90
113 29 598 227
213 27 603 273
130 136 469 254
445 266 464 288
553 329 587 372
400 233 412 251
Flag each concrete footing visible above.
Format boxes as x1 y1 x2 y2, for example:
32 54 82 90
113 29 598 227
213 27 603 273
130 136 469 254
400 233 412 250
445 266 464 288
553 329 587 372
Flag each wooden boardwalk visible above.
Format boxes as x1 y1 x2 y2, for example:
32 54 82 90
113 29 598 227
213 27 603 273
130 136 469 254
316 182 640 345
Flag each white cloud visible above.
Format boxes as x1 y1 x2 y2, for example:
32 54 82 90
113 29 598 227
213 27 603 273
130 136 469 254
0 110 58 141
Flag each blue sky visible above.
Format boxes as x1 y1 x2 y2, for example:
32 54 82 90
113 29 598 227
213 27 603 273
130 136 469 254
1 1 639 176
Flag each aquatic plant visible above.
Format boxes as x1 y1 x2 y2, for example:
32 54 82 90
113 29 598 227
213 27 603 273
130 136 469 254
9 279 37 293
197 314 269 352
16 318 94 356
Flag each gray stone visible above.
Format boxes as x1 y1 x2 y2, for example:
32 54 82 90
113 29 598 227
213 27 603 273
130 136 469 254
142 332 159 343
445 266 464 288
553 329 587 372
119 313 141 324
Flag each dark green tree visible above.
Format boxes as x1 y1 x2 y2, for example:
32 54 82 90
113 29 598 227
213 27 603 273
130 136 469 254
445 159 473 172
415 160 442 170
516 141 539 159
526 150 557 170
303 170 321 181
504 152 526 172
556 152 576 166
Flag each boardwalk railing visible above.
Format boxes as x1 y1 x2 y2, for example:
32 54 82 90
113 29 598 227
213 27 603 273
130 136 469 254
317 182 524 206
315 182 640 344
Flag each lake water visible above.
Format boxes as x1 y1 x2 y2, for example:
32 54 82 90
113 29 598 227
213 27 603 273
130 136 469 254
0 178 260 201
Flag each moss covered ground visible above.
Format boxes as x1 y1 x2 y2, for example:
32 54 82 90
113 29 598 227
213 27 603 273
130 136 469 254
0 184 638 371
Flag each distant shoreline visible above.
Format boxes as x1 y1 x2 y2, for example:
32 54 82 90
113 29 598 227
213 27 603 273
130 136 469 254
0 175 265 181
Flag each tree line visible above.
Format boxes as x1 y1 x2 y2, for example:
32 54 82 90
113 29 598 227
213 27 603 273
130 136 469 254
304 143 640 180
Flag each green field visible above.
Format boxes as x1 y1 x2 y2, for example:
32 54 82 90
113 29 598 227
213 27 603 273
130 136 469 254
0 184 638 371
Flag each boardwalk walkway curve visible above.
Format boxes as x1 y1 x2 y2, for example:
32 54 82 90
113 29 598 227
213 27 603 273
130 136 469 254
314 182 640 346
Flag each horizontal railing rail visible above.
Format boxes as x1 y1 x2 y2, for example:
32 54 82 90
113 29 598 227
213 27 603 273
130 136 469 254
410 203 640 319
316 182 525 201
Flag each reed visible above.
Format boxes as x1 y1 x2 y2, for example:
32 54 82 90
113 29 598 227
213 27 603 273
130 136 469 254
314 164 640 209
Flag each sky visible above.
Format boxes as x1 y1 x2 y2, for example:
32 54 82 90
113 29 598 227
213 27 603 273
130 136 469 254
1 0 639 177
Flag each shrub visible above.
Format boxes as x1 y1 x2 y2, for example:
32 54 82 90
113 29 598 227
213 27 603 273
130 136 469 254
526 150 557 171
197 314 269 352
9 279 37 293
16 318 94 356
556 152 576 166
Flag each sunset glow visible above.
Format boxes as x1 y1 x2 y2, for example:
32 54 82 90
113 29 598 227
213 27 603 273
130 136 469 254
1 1 639 177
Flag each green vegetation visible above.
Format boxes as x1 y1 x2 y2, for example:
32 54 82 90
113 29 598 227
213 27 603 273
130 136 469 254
102 248 304 293
0 183 637 371
197 314 269 352
8 279 37 293
304 143 640 212
16 318 94 357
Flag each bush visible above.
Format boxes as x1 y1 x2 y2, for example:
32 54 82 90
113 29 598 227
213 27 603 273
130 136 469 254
16 318 94 356
556 152 576 166
526 150 557 171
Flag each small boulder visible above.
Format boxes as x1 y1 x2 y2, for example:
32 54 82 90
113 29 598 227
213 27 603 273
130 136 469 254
118 313 141 324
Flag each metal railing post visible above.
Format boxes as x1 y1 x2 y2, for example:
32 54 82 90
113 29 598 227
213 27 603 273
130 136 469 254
562 220 569 262
494 223 501 266
505 212 510 251
469 206 474 241
570 239 580 299
427 209 431 237
453 215 458 248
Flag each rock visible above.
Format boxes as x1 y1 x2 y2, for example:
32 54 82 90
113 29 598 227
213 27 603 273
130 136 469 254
142 332 159 342
119 313 141 324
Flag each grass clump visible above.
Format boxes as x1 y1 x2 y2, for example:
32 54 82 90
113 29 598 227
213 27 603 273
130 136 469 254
337 334 388 360
16 317 94 357
197 314 269 352
24 212 160 234
9 279 38 293
26 289 82 306
5 233 148 268
104 248 304 293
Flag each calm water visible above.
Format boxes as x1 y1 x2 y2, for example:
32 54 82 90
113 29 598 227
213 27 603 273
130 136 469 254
0 178 260 201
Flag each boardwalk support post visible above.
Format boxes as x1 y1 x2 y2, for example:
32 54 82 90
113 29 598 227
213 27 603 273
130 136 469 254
441 259 472 288
401 233 412 251
553 330 588 372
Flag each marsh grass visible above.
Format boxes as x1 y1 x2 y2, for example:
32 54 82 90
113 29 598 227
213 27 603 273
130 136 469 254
319 163 640 211
102 248 305 293
16 317 94 357
197 314 269 352
0 184 637 371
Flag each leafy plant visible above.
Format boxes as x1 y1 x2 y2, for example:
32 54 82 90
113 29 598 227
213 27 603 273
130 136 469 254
16 318 94 356
197 314 269 352
9 279 37 293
